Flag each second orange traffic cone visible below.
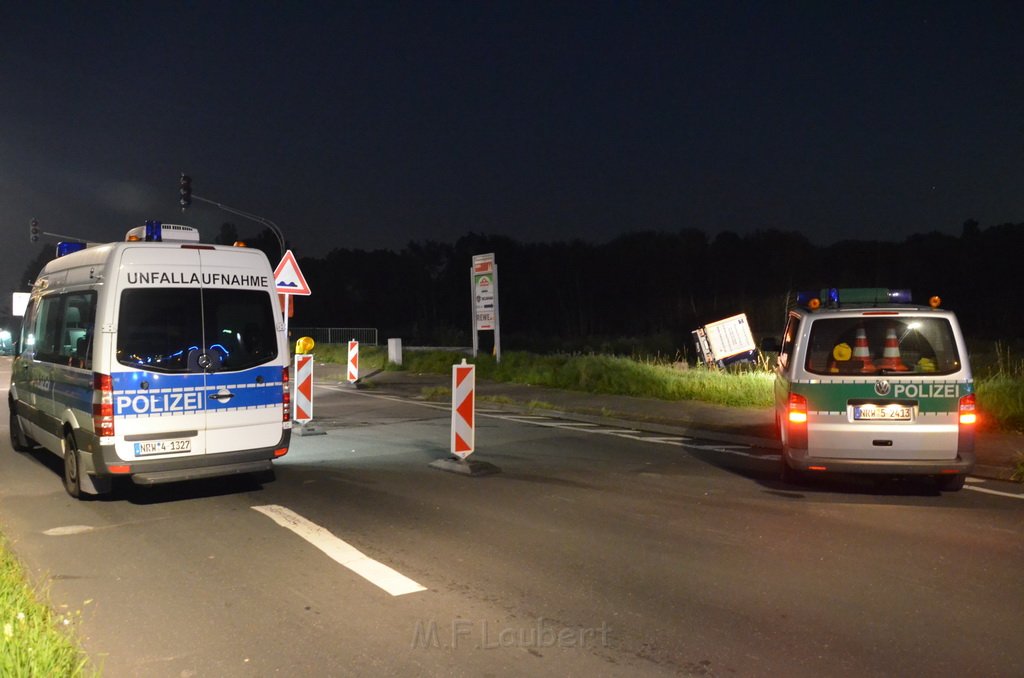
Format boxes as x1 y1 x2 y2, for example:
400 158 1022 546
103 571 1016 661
853 327 875 372
877 327 909 371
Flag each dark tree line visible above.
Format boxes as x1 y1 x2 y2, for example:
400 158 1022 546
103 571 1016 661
286 219 1023 352
18 219 1022 354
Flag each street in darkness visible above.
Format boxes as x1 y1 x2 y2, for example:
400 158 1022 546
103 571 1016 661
0 365 1022 676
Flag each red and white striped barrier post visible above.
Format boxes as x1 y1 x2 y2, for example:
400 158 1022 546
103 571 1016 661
294 354 314 424
292 353 325 436
451 359 475 459
429 359 499 476
347 339 359 385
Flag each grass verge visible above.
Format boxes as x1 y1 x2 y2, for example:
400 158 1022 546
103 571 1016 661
400 350 774 408
0 535 92 676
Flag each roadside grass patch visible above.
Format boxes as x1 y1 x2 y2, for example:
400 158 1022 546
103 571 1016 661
0 536 92 676
420 386 451 401
398 350 774 408
1013 454 1024 483
296 343 387 376
975 374 1024 433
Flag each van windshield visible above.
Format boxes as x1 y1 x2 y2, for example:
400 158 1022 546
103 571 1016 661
117 288 278 373
804 316 963 376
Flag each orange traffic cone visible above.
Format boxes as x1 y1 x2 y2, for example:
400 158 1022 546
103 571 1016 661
877 327 909 371
853 327 875 372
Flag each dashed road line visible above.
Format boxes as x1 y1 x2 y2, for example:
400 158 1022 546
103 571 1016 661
252 504 427 596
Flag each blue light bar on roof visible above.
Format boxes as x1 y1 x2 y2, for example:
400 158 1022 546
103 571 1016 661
145 220 162 242
56 241 87 258
796 287 913 308
887 289 912 303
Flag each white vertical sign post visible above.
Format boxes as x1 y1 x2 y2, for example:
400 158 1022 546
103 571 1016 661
471 253 501 362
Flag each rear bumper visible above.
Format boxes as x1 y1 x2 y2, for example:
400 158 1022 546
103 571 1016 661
85 430 291 485
785 447 976 475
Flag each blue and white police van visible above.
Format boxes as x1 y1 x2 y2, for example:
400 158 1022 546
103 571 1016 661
9 222 292 498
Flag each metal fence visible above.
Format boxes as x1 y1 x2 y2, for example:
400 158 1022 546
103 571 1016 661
289 327 378 346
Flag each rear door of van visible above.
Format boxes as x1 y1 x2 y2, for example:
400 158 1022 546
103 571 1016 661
111 245 283 461
193 247 284 454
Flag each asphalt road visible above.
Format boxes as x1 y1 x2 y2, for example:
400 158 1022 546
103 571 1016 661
1 361 1023 676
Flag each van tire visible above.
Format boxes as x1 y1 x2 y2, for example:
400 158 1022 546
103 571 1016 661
63 433 83 499
937 474 966 492
9 407 33 452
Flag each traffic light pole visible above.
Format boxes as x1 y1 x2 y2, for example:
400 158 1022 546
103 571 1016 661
188 194 286 260
29 218 88 244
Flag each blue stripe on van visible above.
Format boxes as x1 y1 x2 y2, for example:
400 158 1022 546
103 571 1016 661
111 366 283 417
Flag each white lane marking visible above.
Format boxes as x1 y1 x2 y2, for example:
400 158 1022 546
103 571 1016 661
496 415 552 420
43 525 95 536
965 486 1024 500
252 505 426 596
535 421 598 427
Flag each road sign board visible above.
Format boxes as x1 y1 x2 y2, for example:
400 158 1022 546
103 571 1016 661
274 249 311 296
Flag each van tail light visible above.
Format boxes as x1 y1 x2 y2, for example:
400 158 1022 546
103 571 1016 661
787 392 808 449
958 393 977 426
788 392 808 424
281 366 291 423
93 373 115 437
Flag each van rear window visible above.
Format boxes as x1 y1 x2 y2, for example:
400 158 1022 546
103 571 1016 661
804 316 962 376
117 289 278 373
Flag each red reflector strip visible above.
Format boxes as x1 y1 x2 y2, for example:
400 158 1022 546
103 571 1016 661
939 469 960 475
274 447 289 458
808 465 828 471
282 366 291 422
108 465 131 474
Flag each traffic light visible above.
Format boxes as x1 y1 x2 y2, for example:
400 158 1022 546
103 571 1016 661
179 173 192 209
30 218 40 242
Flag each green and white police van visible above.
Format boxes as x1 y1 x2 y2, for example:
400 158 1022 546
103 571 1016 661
772 288 976 491
9 222 292 498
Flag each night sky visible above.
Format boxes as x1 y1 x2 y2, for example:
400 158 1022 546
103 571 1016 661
2 2 1023 309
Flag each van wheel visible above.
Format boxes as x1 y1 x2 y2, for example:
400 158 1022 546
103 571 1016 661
937 474 966 492
63 433 82 499
9 407 32 452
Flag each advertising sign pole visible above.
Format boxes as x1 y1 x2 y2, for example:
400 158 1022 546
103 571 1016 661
470 253 500 363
